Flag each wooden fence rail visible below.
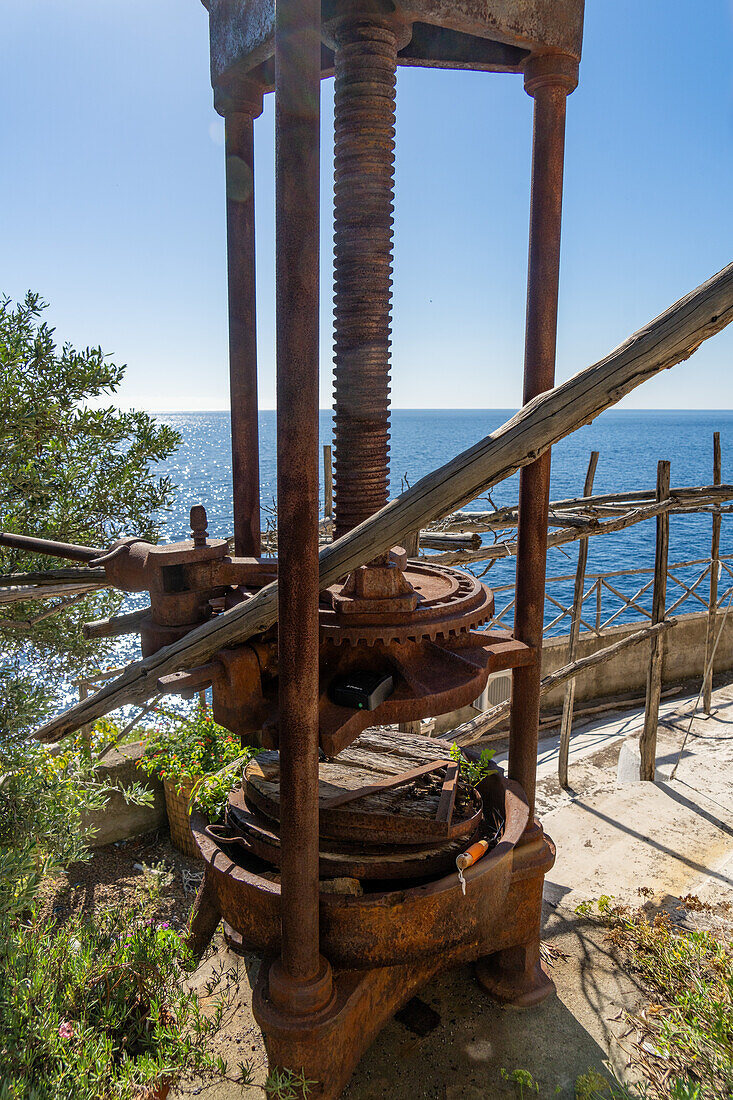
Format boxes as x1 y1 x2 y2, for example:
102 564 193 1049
486 554 733 639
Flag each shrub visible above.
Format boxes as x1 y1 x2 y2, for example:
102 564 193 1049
137 704 257 821
0 896 248 1100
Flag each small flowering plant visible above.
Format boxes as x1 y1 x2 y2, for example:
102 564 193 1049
138 704 257 821
138 704 240 790
0 896 251 1100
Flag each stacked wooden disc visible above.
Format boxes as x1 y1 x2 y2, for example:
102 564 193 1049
217 727 484 880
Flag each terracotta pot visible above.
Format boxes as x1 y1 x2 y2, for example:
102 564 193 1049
134 1080 170 1100
163 778 200 859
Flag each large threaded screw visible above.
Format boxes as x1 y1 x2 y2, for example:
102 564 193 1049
332 17 398 538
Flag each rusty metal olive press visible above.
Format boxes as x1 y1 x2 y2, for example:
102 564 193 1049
2 1 585 1094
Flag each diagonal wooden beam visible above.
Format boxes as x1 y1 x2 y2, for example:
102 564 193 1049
35 262 733 743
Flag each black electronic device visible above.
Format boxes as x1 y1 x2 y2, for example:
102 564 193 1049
328 671 394 711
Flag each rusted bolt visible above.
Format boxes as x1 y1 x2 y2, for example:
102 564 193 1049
190 504 209 547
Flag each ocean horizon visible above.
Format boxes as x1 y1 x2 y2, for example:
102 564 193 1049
143 407 733 636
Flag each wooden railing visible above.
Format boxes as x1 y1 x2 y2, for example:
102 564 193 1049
486 554 733 639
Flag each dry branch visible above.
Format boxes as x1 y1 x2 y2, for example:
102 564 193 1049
427 499 675 566
0 582 106 605
0 567 107 587
452 618 677 748
418 531 482 550
1 591 99 629
34 261 733 743
442 483 733 533
82 606 151 640
425 486 733 568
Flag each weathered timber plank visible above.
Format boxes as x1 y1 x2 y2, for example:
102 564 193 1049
0 567 107 587
35 262 733 742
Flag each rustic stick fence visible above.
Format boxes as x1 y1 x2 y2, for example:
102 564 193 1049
16 264 733 746
485 553 733 640
457 435 729 787
558 450 598 788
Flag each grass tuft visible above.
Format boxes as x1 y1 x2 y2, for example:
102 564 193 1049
576 896 732 1099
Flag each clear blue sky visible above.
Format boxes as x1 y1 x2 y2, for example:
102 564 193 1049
2 0 732 410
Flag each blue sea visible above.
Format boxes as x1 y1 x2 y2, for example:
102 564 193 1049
149 409 733 635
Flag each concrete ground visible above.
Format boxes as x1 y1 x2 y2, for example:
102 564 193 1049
174 682 733 1100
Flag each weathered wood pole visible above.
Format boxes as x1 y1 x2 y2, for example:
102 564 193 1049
403 528 420 557
268 0 333 1015
703 432 722 714
509 53 578 819
558 449 599 788
78 680 92 755
640 459 671 781
221 83 264 557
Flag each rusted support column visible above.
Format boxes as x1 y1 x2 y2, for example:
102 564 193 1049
329 6 410 538
268 0 333 1016
703 432 722 714
216 80 265 558
558 450 599 788
640 460 671 781
509 54 578 819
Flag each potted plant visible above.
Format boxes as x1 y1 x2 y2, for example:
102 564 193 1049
138 705 251 857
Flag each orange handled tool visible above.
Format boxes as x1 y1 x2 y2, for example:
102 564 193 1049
456 839 489 895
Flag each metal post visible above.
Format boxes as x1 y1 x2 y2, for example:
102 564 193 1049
509 53 578 819
640 460 670 781
268 0 333 1015
703 432 722 713
558 450 598 788
222 86 264 558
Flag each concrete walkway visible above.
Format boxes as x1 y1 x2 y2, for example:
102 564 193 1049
175 683 733 1100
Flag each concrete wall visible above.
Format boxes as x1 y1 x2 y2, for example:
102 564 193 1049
83 740 167 847
539 609 733 712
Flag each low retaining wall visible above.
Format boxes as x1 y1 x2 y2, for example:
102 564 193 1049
84 740 166 847
539 609 733 711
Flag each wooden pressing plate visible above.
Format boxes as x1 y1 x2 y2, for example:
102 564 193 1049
214 789 481 879
243 727 483 846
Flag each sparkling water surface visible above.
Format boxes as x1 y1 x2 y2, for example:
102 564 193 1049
61 407 733 712
149 408 733 633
